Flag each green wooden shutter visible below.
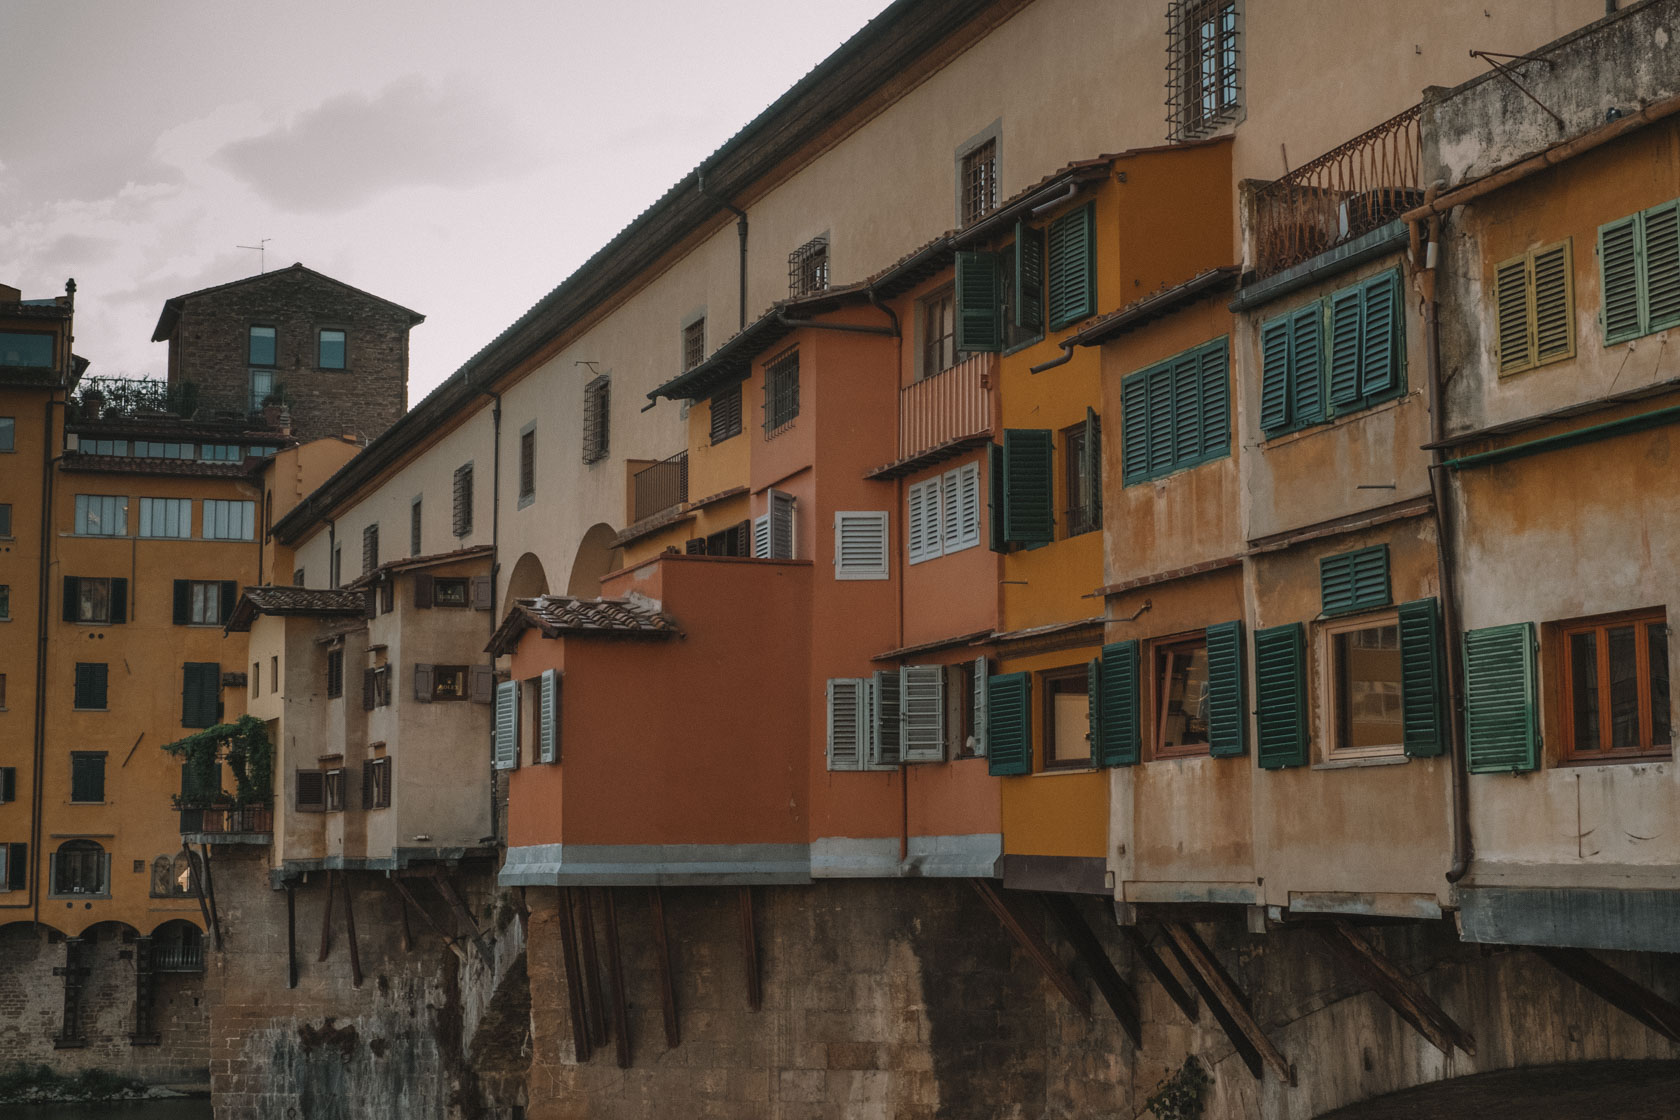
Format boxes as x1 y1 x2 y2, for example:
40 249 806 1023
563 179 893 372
1644 199 1680 333
1398 598 1445 758
1120 370 1150 485
1599 214 1643 343
956 251 1003 352
172 581 191 625
1206 620 1246 758
1015 221 1045 332
1319 545 1391 616
1002 429 1054 547
986 442 1006 551
1097 640 1140 766
74 662 107 710
1464 622 1539 773
1359 271 1399 397
1082 407 1102 522
1290 303 1325 425
1254 624 1308 769
1259 316 1292 432
1327 286 1364 407
986 671 1032 776
1085 658 1102 767
181 662 219 728
1145 361 1174 475
1047 203 1096 330
1532 242 1575 365
62 576 80 623
220 581 238 624
1197 339 1230 459
1170 350 1201 463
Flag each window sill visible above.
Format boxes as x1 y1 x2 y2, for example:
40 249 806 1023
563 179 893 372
48 894 111 901
67 801 108 806
1036 764 1101 776
1259 391 1415 449
763 420 797 442
72 708 109 713
1313 753 1408 771
1152 749 1213 763
1555 752 1672 769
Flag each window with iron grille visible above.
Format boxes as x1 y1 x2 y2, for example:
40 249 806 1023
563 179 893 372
519 426 536 502
362 524 379 574
410 497 422 556
763 350 800 432
683 318 706 371
581 375 610 464
710 383 743 444
452 462 473 537
1166 0 1241 141
326 649 344 699
961 139 998 226
788 235 829 297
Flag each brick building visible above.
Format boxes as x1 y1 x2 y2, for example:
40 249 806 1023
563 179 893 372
152 264 424 444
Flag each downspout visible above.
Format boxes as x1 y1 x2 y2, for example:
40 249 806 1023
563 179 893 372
325 518 336 586
26 389 63 918
478 383 503 845
698 174 749 332
874 285 910 866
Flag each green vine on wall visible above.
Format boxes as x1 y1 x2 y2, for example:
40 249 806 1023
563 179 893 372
161 715 274 807
1143 1056 1210 1120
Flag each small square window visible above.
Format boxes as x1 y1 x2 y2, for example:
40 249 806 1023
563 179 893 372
431 664 469 701
960 139 998 226
788 236 829 297
1041 667 1093 769
318 329 346 370
1323 612 1403 759
186 580 225 626
433 578 469 608
1560 610 1671 763
1153 635 1210 758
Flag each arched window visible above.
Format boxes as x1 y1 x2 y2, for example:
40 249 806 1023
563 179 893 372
50 840 108 897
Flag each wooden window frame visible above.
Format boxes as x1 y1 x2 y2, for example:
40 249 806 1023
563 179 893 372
1039 664 1094 771
920 285 959 379
431 664 470 702
1554 607 1672 765
960 139 998 227
1061 419 1101 539
1150 631 1212 760
1319 609 1404 761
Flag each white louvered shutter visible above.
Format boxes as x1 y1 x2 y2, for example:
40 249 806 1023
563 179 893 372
539 669 559 764
826 678 866 771
835 512 889 580
971 656 989 757
752 515 771 558
870 669 902 768
907 480 930 563
770 489 796 559
951 462 980 551
940 470 961 554
901 664 946 763
493 679 519 770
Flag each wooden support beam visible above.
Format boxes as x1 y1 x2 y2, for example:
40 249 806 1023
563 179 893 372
557 888 593 1064
189 851 215 954
286 884 298 988
578 888 609 1045
1536 946 1680 1043
341 871 363 988
738 886 762 1013
433 873 492 964
1163 922 1292 1084
317 869 336 963
603 889 632 1069
394 880 413 952
389 876 467 964
1123 925 1198 1022
970 879 1090 1018
1319 920 1475 1057
650 887 680 1049
1041 893 1141 1047
199 844 224 952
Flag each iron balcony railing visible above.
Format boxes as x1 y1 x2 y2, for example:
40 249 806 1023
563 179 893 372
178 804 273 836
153 941 206 973
900 353 994 462
631 450 689 523
1251 104 1423 279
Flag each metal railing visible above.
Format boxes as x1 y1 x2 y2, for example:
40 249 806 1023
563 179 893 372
631 450 689 522
153 941 205 973
1251 105 1422 279
179 804 273 835
900 354 993 461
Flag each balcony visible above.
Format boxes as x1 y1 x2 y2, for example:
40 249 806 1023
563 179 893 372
153 940 205 973
631 450 689 523
179 804 272 843
871 353 994 478
1251 105 1422 279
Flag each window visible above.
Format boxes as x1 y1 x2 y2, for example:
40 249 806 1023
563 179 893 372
1046 203 1096 330
248 325 276 366
433 578 470 607
1258 270 1403 435
249 368 275 413
295 769 326 813
324 768 346 813
64 576 125 625
1042 667 1093 769
0 331 53 368
364 757 392 809
70 753 106 803
0 585 8 620
79 438 127 456
331 545 343 588
134 441 192 459
1167 0 1241 140
139 497 192 539
1150 635 1211 758
996 429 1054 548
362 523 379 574
1063 415 1102 538
73 663 108 710
1560 610 1671 762
410 497 422 556
519 425 536 502
252 662 260 698
318 328 346 369
1495 240 1575 375
709 383 743 444
788 235 829 297
834 511 889 581
0 841 23 892
199 443 243 461
202 500 255 540
293 568 305 587
921 286 959 377
49 840 108 897
908 462 981 563
0 503 10 536
581 376 610 465
1317 613 1403 758
0 417 12 451
74 494 127 536
425 664 469 702
683 318 706 371
687 520 752 557
326 650 344 699
1599 198 1680 345
181 662 220 727
271 656 279 693
763 350 799 432
174 580 235 626
453 462 474 537
1319 545 1391 617
960 139 998 227
1121 338 1230 484
364 665 391 709
0 674 7 709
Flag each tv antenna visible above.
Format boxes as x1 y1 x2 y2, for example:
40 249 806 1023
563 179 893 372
238 239 272 274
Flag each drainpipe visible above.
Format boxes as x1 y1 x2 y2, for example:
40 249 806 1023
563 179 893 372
25 389 63 918
325 518 336 586
477 383 503 845
698 173 749 332
1029 339 1076 375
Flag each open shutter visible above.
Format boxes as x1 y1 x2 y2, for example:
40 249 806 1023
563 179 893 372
362 668 376 711
469 664 495 704
1046 203 1096 330
1495 253 1535 373
870 670 903 768
0 767 13 802
955 251 1003 352
771 490 795 558
1359 271 1399 397
1120 369 1149 485
172 581 190 625
1084 659 1102 767
6 843 25 891
107 578 127 625
1206 620 1246 757
471 575 494 611
1002 429 1054 547
971 656 989 757
987 443 1006 552
1532 241 1575 365
493 679 520 770
1082 407 1102 522
826 678 866 771
900 665 944 763
1259 316 1292 431
1464 622 1539 773
752 515 771 559
1097 641 1139 766
835 512 888 580
732 520 751 557
1254 624 1308 769
413 573 434 609
1197 341 1230 459
539 669 560 763
295 770 325 813
1015 221 1045 332
1599 214 1643 343
1327 286 1364 407
361 763 374 810
62 576 80 623
220 581 238 623
413 663 434 703
1398 598 1445 757
985 672 1031 776
362 587 378 620
1644 199 1680 332
1290 303 1325 425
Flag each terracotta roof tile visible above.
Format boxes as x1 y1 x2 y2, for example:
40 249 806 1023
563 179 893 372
486 593 681 655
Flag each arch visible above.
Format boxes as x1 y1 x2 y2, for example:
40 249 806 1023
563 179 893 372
505 551 550 606
566 522 623 599
148 918 207 972
49 838 108 899
150 851 197 898
1315 1060 1680 1118
73 917 141 941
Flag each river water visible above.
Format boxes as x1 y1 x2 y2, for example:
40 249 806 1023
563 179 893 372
11 1101 212 1120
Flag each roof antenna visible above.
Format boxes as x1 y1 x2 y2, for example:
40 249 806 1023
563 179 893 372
237 239 272 274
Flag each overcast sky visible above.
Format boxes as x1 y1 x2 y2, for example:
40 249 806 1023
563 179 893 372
0 0 893 400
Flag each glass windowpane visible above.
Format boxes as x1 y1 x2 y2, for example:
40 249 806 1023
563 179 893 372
1571 631 1600 751
1608 624 1640 749
249 326 276 366
1649 622 1671 747
1158 641 1210 750
1335 624 1402 750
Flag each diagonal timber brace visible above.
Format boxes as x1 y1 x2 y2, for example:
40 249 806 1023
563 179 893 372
1040 892 1141 1046
1318 920 1475 1058
1163 922 1293 1084
1536 946 1680 1043
971 879 1090 1018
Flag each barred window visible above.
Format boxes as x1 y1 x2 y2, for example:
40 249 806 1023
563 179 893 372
788 235 829 297
519 427 536 501
581 375 610 465
452 463 473 537
763 350 800 433
683 318 706 371
960 140 998 226
1166 0 1241 141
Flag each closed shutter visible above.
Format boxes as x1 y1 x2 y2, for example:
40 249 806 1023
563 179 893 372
1145 361 1174 476
1254 624 1308 769
581 375 611 464
1290 304 1325 425
870 670 903 768
1495 253 1535 374
1002 429 1054 547
74 662 107 710
172 581 190 625
1205 620 1246 757
181 662 220 728
539 669 560 764
295 770 325 813
413 573 435 609
971 656 989 757
469 664 495 704
362 587 378 620
1319 545 1391 617
1327 286 1364 407
220 581 238 623
986 443 1006 552
1197 341 1230 459
1046 203 1096 330
413 663 434 703
1464 622 1539 773
71 755 104 803
1259 316 1292 431
1359 270 1399 397
985 672 1031 776
752 515 771 559
1398 598 1445 758
1014 221 1045 332
362 524 379 574
1532 241 1575 365
770 490 795 559
826 678 866 771
1599 213 1643 344
493 679 519 771
709 383 743 444
108 578 127 625
900 665 944 763
1120 369 1150 485
1170 351 1200 464
470 574 494 611
362 668 376 711
1097 640 1139 766
0 767 13 802
6 843 25 890
834 511 889 580
452 463 473 536
62 577 80 623
908 479 941 563
940 469 961 553
1645 199 1680 332
362 763 374 810
955 251 1003 352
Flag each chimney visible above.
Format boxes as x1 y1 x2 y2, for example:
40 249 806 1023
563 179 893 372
82 388 104 422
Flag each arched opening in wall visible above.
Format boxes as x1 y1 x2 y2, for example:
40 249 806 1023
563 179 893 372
567 523 623 599
149 918 207 974
506 551 550 607
1315 1060 1680 1119
149 850 198 898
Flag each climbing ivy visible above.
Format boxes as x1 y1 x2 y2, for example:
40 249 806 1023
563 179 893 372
161 715 274 807
1144 1056 1210 1120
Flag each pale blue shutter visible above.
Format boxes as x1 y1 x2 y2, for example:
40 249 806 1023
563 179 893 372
827 678 866 771
971 656 989 757
539 669 559 764
900 665 945 763
493 680 519 770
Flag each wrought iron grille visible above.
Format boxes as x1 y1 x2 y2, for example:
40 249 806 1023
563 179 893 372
683 318 706 371
1250 104 1422 278
1166 0 1241 142
763 350 800 432
581 374 611 464
961 140 998 226
632 450 689 522
788 236 830 297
